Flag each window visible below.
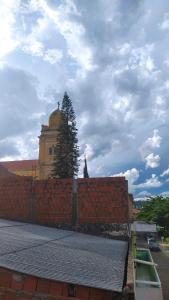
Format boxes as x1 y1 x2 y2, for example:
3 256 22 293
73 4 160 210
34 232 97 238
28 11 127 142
68 284 76 297
48 147 52 155
53 146 57 155
48 145 57 155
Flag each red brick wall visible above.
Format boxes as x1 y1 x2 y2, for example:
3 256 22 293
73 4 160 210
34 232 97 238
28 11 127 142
128 194 134 222
0 174 129 225
0 267 117 300
33 179 73 224
78 178 128 224
0 177 32 221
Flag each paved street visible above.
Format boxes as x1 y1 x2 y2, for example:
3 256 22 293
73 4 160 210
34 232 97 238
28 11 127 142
151 244 169 300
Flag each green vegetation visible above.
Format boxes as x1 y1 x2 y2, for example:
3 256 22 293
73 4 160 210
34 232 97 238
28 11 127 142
52 92 79 178
137 196 169 236
165 237 169 244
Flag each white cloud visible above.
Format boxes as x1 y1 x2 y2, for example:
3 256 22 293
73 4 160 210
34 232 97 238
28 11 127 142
23 38 44 57
161 166 169 177
140 129 162 164
145 153 160 168
134 174 162 189
129 44 155 72
134 197 151 201
112 168 139 185
160 191 169 197
145 129 162 149
44 49 63 64
136 190 152 197
19 0 94 70
0 0 20 61
85 144 94 160
160 13 169 30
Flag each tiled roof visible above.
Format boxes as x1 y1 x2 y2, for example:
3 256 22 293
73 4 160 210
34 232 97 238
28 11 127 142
0 219 128 292
0 160 39 171
0 164 17 178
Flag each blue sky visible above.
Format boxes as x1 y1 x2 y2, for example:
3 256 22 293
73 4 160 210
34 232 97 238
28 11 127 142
0 0 169 200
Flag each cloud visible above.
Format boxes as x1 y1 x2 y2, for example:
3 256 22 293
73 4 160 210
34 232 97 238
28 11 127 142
0 0 20 62
140 129 162 159
0 138 19 159
145 153 160 168
112 168 139 185
145 129 162 149
161 166 169 177
18 0 94 69
0 66 44 158
160 191 169 197
134 174 162 189
160 13 169 30
135 190 152 197
43 48 63 64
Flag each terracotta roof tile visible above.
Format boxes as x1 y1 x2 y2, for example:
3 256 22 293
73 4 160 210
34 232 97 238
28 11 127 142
0 160 39 171
0 164 17 178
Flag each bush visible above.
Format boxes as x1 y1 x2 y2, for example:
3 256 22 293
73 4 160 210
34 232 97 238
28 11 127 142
165 237 169 244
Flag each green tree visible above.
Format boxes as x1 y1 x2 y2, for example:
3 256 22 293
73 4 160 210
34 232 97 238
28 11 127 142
52 92 79 178
137 196 169 235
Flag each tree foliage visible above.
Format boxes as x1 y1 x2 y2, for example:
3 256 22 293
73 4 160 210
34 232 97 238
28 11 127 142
52 92 79 178
137 196 169 234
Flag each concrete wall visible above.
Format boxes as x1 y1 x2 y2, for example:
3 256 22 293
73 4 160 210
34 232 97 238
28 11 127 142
0 175 129 226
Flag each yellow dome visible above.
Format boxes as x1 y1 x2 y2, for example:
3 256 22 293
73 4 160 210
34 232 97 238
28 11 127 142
49 109 62 128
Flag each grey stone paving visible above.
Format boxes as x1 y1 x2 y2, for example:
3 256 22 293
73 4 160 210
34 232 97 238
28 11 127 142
0 219 128 292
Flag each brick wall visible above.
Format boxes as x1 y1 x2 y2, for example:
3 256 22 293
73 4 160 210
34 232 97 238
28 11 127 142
0 267 119 300
78 178 128 224
0 177 32 221
0 167 129 225
128 194 134 222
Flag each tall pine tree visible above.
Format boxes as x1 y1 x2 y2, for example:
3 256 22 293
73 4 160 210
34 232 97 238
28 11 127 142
52 92 79 178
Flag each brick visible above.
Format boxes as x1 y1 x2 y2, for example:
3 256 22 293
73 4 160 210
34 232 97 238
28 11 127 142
49 281 63 296
11 273 24 291
76 285 90 300
0 270 12 288
90 288 103 300
36 278 50 294
23 276 37 292
3 291 16 300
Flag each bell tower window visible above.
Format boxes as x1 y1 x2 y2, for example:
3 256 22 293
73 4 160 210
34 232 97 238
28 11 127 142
48 147 52 155
48 145 57 156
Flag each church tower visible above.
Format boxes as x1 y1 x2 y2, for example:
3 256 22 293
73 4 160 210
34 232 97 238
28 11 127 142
39 105 62 179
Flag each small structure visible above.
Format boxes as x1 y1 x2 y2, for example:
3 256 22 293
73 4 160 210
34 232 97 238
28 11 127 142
131 221 157 237
0 218 128 299
134 248 163 300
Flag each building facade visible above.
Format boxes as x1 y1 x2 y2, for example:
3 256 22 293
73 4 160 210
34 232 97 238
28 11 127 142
1 107 62 180
38 107 62 179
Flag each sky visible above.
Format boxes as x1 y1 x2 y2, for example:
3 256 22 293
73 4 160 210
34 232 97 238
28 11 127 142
0 0 169 200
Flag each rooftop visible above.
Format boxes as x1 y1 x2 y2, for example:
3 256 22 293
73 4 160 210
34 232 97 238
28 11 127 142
0 160 39 171
132 221 157 233
0 219 128 292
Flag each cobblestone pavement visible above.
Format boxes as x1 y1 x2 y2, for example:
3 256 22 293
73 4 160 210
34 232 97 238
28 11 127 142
151 244 169 300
